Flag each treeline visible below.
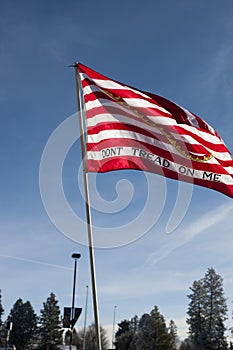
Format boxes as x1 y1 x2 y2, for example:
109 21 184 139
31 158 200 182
115 307 178 349
0 291 109 350
0 267 233 350
114 267 232 350
0 292 63 350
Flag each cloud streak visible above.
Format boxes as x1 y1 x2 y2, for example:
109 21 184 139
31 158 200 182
0 254 72 270
146 202 233 266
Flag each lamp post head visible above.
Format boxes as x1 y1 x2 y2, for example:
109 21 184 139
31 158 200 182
72 253 81 259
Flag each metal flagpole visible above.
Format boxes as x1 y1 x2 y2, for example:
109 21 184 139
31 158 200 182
74 63 102 350
83 285 89 350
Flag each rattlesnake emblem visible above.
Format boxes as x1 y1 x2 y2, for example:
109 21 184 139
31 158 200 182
100 89 213 163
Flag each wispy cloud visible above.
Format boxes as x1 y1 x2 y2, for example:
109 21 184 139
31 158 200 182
201 34 233 146
204 41 233 100
146 202 233 266
0 254 71 270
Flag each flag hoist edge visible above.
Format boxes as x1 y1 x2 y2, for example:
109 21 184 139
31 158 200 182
77 63 233 199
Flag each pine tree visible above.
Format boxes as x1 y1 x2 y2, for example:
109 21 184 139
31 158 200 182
115 317 138 350
39 292 63 350
187 279 206 349
0 290 4 328
0 290 4 346
168 319 178 349
137 306 172 350
213 318 228 350
136 313 150 350
179 338 195 350
203 267 228 346
8 298 38 350
187 268 228 350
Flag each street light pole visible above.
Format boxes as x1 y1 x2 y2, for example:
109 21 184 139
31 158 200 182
70 253 81 350
112 305 117 349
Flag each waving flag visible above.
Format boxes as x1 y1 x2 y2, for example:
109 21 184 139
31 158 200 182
77 63 233 198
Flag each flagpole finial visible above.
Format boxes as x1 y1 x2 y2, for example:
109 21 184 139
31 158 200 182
68 62 79 68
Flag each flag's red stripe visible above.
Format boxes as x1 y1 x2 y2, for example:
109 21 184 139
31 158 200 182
173 125 228 153
87 122 230 162
87 123 211 160
79 63 109 81
81 80 155 103
86 113 229 156
84 103 223 151
87 138 231 175
87 157 233 198
84 91 171 117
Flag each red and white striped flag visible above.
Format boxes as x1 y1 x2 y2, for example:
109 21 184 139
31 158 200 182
77 63 233 198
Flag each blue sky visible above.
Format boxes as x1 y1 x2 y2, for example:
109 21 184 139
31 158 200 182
1 0 233 344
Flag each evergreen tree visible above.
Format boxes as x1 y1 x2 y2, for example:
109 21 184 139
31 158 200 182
136 306 172 350
0 290 5 346
115 317 137 350
136 313 150 349
203 267 228 346
0 290 4 328
168 319 178 349
187 268 228 350
187 280 206 349
8 298 38 350
39 292 63 350
213 318 228 350
179 338 195 350
128 315 138 350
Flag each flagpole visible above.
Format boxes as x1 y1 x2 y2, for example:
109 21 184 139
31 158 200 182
74 63 102 350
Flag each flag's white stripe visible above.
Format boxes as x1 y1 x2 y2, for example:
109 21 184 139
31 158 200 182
87 112 173 137
225 167 233 175
84 95 171 116
83 84 104 96
88 129 177 156
87 114 232 160
84 83 170 116
80 72 151 99
177 124 222 145
83 83 144 98
87 113 176 142
83 82 170 115
87 129 229 164
86 101 145 121
84 96 221 144
86 106 225 147
87 113 149 128
123 98 169 114
85 98 117 110
170 132 232 161
87 148 233 185
86 98 175 127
